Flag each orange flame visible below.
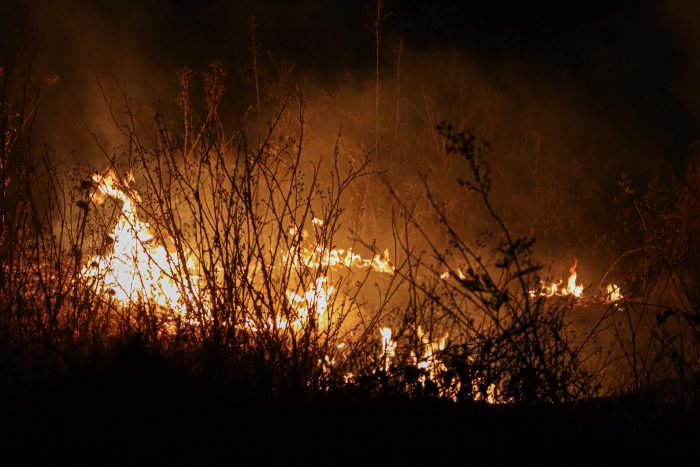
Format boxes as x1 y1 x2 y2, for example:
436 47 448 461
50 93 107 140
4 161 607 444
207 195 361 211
82 172 394 336
530 259 584 299
564 259 584 298
379 327 397 372
81 171 204 315
606 283 623 303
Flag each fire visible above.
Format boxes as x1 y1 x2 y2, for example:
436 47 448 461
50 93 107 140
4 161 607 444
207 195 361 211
80 169 395 334
606 283 623 302
284 221 394 275
564 259 584 298
81 171 203 315
530 259 584 299
285 244 394 275
471 378 497 404
283 276 335 329
377 325 507 403
412 326 448 382
439 268 467 281
379 326 396 371
277 221 395 331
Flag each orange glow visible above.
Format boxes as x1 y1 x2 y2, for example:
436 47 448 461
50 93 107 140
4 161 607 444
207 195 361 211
80 171 204 315
606 283 623 302
530 259 584 299
284 222 394 275
564 259 584 298
412 325 448 382
81 171 395 335
283 276 335 330
379 326 397 371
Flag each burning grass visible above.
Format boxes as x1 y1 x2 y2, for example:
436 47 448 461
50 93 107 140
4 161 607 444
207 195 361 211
1 58 700 424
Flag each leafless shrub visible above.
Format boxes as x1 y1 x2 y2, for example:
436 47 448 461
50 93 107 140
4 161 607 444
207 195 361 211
599 157 700 402
381 124 600 404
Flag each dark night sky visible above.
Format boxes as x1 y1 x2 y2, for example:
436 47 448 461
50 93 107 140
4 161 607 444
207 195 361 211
1 0 699 175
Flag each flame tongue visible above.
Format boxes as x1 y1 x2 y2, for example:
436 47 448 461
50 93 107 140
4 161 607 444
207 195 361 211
565 259 583 298
379 327 396 371
606 283 623 302
529 259 584 299
285 244 394 275
82 172 394 330
81 171 202 314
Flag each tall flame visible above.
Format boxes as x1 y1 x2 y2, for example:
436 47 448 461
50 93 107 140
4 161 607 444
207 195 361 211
379 327 397 372
564 259 584 298
283 276 335 329
82 172 395 334
81 171 203 314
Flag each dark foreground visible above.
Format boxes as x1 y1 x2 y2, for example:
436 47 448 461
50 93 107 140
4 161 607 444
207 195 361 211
2 344 699 465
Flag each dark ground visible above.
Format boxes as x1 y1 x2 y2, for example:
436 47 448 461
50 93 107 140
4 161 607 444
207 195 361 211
2 341 699 464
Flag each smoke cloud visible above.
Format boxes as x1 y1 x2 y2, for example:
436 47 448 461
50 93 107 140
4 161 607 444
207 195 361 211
2 0 698 275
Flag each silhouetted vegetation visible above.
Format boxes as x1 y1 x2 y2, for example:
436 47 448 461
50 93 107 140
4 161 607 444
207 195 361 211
2 5 700 462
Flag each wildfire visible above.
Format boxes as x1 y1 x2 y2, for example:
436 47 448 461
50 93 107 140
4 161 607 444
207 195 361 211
439 268 467 281
606 283 623 303
283 276 335 329
80 171 203 315
277 220 395 331
285 244 394 275
411 326 449 382
530 259 584 299
81 170 394 334
379 326 397 372
376 325 506 403
565 260 584 298
284 222 394 275
471 379 497 404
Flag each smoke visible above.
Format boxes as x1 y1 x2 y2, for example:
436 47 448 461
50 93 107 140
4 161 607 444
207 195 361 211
5 1 693 159
2 0 699 272
20 0 173 161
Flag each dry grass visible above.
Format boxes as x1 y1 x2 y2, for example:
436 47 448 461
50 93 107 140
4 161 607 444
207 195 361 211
0 47 699 411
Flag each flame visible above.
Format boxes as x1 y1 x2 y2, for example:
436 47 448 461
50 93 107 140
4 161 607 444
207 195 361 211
439 268 467 282
278 220 394 331
81 171 203 314
564 259 584 298
471 378 497 404
283 276 335 329
530 259 584 299
285 244 394 275
374 325 515 403
284 223 394 275
412 326 449 382
81 171 392 332
379 327 397 371
606 283 623 303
